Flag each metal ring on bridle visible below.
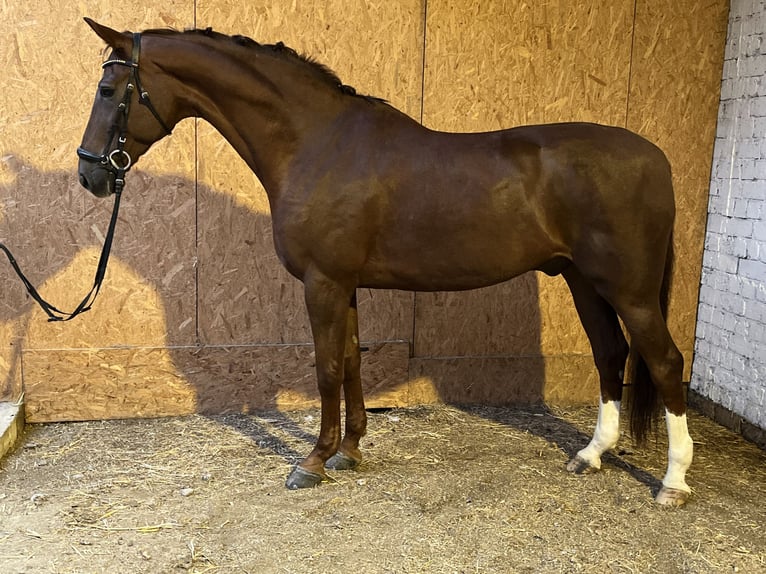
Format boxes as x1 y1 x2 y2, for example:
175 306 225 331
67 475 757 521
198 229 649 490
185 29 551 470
108 149 132 170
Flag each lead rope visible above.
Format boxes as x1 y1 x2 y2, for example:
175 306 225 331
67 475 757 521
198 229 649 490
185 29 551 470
0 180 124 322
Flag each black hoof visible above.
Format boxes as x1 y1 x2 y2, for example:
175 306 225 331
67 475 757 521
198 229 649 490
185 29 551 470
325 451 360 471
285 466 325 490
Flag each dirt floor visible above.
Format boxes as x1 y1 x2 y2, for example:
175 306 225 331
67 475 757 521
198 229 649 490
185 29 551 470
0 404 765 574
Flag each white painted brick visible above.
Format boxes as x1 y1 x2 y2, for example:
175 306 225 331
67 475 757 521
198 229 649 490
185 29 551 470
720 78 736 100
729 333 753 356
743 54 766 77
705 232 721 252
745 402 763 424
719 251 741 274
696 321 708 342
752 96 766 116
753 116 766 135
732 273 747 296
753 386 765 408
740 258 766 282
746 34 764 57
699 283 716 306
758 282 766 303
725 293 747 316
727 217 754 238
711 307 727 330
695 0 766 431
750 320 766 342
721 235 750 258
698 302 715 324
745 299 766 323
732 197 751 217
700 269 716 289
741 179 764 199
724 312 739 332
739 273 759 298
747 199 763 219
738 138 762 159
708 195 728 215
707 213 729 235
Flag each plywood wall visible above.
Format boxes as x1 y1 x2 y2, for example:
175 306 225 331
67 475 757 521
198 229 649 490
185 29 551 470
0 0 729 421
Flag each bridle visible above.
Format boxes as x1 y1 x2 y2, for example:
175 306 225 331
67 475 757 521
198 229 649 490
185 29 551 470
77 32 173 195
0 32 172 322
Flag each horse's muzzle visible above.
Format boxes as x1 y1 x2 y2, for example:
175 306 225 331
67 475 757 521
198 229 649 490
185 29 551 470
78 162 114 197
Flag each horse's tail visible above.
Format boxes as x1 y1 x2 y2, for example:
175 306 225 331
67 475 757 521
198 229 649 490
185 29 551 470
628 232 674 445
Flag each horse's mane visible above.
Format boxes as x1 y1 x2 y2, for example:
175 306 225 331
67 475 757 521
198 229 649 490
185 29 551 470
141 27 386 104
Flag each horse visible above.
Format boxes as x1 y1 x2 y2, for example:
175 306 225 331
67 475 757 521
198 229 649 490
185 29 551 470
77 18 694 507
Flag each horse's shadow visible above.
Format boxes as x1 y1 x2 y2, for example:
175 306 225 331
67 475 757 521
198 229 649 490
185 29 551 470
461 403 663 496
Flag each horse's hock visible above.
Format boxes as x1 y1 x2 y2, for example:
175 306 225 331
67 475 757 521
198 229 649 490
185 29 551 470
1 1 728 425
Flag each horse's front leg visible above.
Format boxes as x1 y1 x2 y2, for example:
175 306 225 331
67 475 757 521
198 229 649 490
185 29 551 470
326 292 366 471
285 272 354 489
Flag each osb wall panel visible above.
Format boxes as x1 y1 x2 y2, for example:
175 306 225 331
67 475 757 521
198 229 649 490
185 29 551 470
24 342 410 422
24 347 197 423
1 0 729 419
626 0 730 379
411 355 600 405
182 342 411 413
415 1 635 401
194 0 423 346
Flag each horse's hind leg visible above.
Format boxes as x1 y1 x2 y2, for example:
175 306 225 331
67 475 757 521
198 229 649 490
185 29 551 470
326 292 367 471
562 267 629 474
616 304 693 506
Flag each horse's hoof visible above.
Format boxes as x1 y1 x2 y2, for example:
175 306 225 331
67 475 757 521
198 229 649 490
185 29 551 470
566 455 599 475
325 451 360 471
655 486 690 507
285 466 326 490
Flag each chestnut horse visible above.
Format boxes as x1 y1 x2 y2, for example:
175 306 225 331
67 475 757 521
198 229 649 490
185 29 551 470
77 19 694 506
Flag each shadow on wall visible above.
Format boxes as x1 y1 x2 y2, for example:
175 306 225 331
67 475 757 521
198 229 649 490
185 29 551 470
0 153 544 418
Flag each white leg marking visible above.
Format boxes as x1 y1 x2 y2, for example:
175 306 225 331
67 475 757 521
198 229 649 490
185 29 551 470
662 410 693 493
576 398 621 469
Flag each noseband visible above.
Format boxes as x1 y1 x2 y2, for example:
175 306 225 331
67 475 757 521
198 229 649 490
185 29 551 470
77 32 172 195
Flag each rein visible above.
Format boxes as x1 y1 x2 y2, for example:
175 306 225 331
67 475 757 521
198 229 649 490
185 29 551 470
0 32 170 322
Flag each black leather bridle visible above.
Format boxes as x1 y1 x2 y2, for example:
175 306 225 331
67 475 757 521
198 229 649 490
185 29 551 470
77 32 173 195
1 32 172 322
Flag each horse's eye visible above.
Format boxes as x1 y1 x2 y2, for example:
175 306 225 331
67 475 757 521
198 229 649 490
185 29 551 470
99 86 116 99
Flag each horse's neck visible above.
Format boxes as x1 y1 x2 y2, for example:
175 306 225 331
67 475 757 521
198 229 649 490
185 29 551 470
159 37 344 197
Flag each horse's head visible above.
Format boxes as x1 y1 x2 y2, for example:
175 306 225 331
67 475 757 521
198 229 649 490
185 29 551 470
78 19 175 197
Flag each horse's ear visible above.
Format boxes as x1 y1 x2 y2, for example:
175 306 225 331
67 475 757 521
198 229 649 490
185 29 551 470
84 18 133 58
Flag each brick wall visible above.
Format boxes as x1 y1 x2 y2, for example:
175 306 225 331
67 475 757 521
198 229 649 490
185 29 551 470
692 0 766 430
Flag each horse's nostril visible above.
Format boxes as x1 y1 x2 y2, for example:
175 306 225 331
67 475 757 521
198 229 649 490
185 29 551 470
79 173 90 190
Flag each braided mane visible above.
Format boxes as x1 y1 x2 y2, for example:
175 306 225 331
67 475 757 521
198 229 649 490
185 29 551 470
142 27 384 102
